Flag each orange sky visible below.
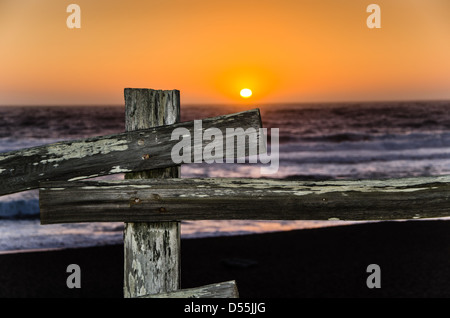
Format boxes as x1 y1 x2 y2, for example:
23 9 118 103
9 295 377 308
1 0 450 105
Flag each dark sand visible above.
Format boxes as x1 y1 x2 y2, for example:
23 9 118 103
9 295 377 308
1 220 450 298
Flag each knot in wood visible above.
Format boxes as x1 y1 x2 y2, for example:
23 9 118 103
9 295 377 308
142 154 151 160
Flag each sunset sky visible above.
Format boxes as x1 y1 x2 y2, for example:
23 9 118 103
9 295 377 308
1 0 450 105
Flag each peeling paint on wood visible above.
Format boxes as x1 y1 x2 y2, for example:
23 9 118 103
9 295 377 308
40 175 450 223
68 174 99 182
42 139 129 163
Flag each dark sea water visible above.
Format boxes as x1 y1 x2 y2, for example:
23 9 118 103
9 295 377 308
1 101 449 251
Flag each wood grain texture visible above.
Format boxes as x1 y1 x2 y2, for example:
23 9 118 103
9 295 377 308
139 280 239 298
0 107 263 196
122 88 180 298
40 175 450 223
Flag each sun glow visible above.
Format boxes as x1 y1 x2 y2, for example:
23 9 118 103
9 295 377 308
240 88 252 98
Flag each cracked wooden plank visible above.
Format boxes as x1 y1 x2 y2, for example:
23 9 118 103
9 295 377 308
139 280 239 298
0 107 263 196
39 175 450 224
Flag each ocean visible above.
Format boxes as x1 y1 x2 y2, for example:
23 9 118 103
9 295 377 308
1 101 450 252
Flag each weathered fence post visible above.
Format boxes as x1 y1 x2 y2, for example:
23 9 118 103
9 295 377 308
123 88 181 297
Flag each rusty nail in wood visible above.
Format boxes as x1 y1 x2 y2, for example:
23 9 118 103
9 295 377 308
159 207 166 212
142 154 151 160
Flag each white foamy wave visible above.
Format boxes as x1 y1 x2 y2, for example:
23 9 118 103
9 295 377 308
279 147 450 165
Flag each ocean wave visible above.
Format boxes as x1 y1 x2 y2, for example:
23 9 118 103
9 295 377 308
277 131 450 150
0 199 39 219
279 147 450 164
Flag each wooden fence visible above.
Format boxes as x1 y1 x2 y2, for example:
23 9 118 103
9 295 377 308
1 88 450 298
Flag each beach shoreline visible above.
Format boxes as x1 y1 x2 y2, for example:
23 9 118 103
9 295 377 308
1 220 450 298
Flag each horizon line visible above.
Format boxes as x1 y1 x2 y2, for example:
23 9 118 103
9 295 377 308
1 98 450 108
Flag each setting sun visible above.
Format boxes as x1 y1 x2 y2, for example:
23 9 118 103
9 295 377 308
240 88 252 98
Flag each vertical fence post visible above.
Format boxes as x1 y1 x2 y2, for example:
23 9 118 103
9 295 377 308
123 88 181 297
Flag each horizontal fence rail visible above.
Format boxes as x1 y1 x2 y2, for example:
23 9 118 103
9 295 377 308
39 175 450 224
0 109 263 196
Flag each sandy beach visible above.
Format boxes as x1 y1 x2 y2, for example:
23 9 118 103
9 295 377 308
1 220 450 298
